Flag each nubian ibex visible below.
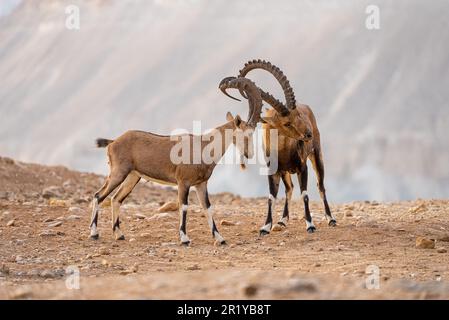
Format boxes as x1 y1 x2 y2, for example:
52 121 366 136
90 77 262 245
221 59 336 234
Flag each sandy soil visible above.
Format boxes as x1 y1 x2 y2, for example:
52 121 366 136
1 156 449 299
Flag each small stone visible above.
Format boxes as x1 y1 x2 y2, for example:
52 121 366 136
0 263 10 275
186 264 201 271
134 213 147 219
42 186 63 199
220 220 235 226
436 247 447 253
242 284 258 297
48 199 69 207
344 211 353 218
438 235 449 242
130 263 139 273
129 238 136 243
40 269 64 279
157 201 178 213
287 278 318 293
0 191 10 200
148 212 174 220
119 270 131 275
67 215 81 221
99 247 110 255
410 203 426 213
416 237 435 249
48 221 62 228
68 207 82 214
6 219 15 227
271 224 283 232
43 218 54 223
39 230 57 237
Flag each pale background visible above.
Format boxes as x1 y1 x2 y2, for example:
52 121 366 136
1 0 448 202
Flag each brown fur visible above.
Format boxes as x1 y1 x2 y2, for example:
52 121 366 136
261 104 336 234
89 113 254 244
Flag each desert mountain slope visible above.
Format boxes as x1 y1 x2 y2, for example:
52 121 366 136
0 0 448 201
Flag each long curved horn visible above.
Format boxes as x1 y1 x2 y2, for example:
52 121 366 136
219 77 262 128
239 59 297 111
220 77 289 117
219 77 242 101
260 90 290 117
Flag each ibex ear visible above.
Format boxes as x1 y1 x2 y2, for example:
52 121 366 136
262 117 275 126
234 114 242 128
226 112 234 122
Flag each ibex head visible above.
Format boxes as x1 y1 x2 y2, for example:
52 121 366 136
226 112 254 161
219 76 263 168
221 59 313 141
261 107 313 142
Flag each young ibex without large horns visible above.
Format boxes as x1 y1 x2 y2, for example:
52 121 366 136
90 77 262 245
221 59 336 234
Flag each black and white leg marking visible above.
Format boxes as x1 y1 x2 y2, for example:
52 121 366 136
278 172 293 227
323 192 337 227
260 194 275 235
178 183 191 245
111 171 141 240
179 204 190 245
207 206 226 244
309 149 337 227
260 173 280 235
89 196 99 239
298 164 316 233
194 184 226 245
301 190 316 233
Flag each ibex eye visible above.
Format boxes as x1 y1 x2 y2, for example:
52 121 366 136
285 122 291 127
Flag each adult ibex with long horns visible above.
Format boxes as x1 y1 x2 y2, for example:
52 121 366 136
221 59 336 234
90 77 262 245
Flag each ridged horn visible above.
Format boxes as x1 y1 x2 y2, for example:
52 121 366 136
219 76 263 128
239 59 297 111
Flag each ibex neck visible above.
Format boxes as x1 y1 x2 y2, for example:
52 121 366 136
201 121 234 165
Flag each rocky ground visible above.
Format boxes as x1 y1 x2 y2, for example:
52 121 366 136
1 156 449 299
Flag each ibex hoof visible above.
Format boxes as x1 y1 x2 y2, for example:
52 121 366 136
306 226 316 233
328 219 337 227
90 234 99 240
215 240 227 246
116 235 125 241
277 221 287 227
181 240 191 246
259 229 270 236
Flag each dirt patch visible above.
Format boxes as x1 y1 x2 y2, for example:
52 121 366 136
1 157 449 299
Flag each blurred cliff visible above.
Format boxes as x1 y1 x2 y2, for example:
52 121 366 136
1 0 448 202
